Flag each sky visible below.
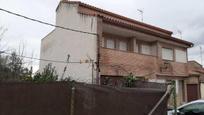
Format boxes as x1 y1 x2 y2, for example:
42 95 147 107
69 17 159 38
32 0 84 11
0 0 204 72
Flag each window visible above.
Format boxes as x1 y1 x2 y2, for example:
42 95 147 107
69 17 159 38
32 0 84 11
141 44 151 55
175 49 187 63
119 41 127 51
106 38 115 49
179 103 204 114
162 48 173 61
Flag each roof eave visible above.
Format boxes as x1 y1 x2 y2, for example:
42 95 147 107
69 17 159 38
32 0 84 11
78 2 173 35
102 18 193 47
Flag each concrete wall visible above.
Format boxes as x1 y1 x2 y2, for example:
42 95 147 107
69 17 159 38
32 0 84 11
40 3 98 83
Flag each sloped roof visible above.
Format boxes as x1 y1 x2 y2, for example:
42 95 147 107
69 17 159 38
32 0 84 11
57 1 194 47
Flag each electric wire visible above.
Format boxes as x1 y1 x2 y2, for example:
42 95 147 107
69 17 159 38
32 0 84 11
0 8 98 36
0 51 92 64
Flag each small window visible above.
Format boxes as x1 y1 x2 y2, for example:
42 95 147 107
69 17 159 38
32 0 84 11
106 38 115 49
141 44 151 55
119 41 127 51
162 48 173 61
175 49 187 63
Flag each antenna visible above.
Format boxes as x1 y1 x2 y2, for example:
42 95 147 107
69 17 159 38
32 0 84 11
200 46 203 66
177 30 182 39
137 9 143 22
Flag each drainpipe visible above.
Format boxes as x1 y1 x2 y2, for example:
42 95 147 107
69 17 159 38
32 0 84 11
96 16 103 85
96 34 100 84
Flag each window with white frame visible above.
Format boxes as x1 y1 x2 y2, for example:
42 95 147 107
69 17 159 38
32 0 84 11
119 40 127 51
175 49 187 63
141 44 151 55
106 38 115 49
162 48 173 60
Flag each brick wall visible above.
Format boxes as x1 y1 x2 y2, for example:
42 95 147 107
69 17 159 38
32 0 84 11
171 62 188 76
100 48 189 78
100 48 158 77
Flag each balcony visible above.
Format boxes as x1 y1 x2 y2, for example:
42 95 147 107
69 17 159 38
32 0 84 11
100 48 158 77
100 22 189 78
100 48 189 77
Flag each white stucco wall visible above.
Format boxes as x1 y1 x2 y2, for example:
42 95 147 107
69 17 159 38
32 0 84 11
39 3 98 83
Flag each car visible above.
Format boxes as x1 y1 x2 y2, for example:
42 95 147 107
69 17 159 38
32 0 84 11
168 100 204 115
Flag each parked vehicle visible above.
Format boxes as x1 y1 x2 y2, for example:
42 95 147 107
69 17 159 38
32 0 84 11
168 100 204 115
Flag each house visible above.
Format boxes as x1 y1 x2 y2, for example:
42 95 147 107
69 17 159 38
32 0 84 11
187 61 204 100
39 0 197 105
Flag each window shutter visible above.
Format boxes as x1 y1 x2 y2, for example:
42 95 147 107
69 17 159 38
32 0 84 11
162 48 173 60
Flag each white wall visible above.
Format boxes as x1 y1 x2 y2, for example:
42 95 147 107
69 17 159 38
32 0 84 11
148 79 166 83
201 83 204 99
39 3 98 83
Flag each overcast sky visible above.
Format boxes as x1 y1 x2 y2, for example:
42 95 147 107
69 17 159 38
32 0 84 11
0 0 204 71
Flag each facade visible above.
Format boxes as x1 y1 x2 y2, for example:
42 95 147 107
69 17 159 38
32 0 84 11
40 1 98 83
40 0 199 105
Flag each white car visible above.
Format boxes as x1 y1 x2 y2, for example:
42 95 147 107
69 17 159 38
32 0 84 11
168 100 204 115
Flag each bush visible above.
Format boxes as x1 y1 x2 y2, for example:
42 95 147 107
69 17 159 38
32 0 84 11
29 64 58 83
123 73 139 87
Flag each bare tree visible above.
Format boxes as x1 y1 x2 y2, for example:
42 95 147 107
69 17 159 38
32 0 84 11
0 26 8 51
0 26 32 81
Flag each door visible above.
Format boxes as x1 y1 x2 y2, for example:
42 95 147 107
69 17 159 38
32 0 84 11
187 84 199 102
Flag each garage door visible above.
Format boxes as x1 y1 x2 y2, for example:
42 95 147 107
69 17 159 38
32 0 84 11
187 84 199 102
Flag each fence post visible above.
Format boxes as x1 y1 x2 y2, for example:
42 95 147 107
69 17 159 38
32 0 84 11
173 81 177 115
147 84 173 115
70 86 75 115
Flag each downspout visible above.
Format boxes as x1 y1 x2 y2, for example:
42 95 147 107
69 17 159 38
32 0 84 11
96 33 100 84
96 16 103 85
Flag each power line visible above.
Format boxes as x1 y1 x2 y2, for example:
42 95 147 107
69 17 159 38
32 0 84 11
0 8 98 36
0 51 92 64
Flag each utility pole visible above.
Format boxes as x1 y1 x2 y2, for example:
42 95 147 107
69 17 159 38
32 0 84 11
172 80 177 115
137 9 144 22
61 54 70 79
200 46 203 66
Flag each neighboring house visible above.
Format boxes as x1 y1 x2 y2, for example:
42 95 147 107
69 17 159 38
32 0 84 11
201 77 204 99
40 0 197 105
187 61 204 100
